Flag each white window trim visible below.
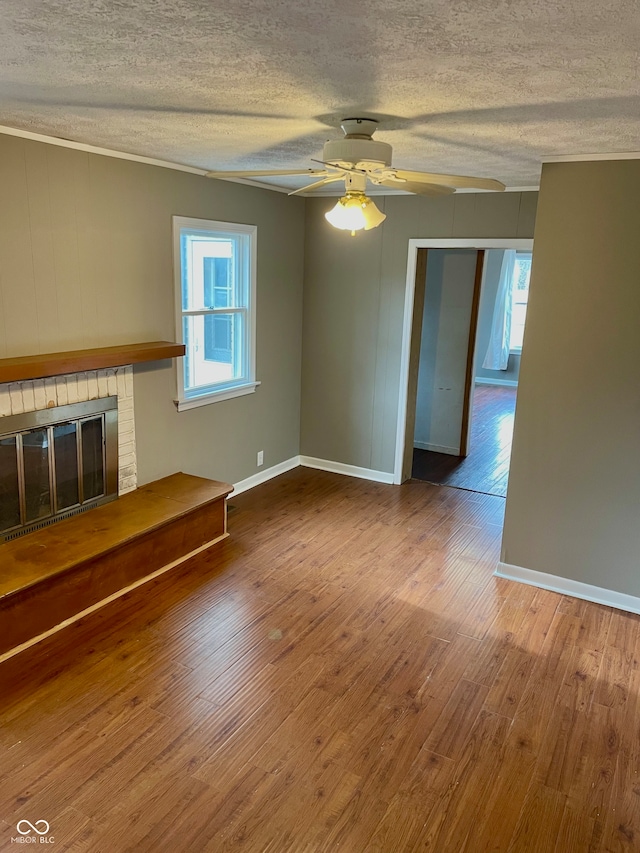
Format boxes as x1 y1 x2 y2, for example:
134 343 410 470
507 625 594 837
175 380 261 411
172 216 258 410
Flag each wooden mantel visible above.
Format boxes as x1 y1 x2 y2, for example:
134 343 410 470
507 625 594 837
0 341 185 384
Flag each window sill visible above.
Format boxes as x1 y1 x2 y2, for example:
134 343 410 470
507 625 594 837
175 381 260 411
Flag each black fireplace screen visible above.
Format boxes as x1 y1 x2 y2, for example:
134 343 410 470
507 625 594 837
0 397 118 540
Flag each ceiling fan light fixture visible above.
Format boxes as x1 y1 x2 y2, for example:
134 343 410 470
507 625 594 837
324 193 386 235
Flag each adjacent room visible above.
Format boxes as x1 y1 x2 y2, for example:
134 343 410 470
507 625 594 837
1 2 640 851
411 246 531 497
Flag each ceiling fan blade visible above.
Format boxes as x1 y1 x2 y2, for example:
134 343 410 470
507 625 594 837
288 177 344 196
378 179 454 196
206 168 328 179
392 169 505 191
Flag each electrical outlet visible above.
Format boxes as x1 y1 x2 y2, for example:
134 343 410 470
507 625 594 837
257 450 264 467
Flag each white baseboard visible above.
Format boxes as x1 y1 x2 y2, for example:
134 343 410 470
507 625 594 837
231 456 301 496
414 441 460 455
231 454 395 496
496 562 640 615
299 455 394 484
475 377 519 387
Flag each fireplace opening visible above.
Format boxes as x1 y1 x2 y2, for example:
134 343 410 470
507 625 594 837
0 397 118 541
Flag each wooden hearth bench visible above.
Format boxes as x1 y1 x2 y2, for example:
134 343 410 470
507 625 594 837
0 473 232 660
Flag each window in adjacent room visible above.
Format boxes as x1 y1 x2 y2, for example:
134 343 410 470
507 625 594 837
173 217 258 410
509 251 532 352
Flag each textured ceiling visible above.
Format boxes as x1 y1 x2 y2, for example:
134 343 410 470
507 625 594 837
1 0 639 192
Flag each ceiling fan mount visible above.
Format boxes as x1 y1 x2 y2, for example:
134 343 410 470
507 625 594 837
322 118 392 169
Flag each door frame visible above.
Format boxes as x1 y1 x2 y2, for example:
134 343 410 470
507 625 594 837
393 238 534 484
459 250 486 457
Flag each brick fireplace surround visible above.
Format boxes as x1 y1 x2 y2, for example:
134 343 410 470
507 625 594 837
0 341 185 500
0 366 137 496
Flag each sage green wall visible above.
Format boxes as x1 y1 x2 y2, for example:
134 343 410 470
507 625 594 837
0 134 305 486
301 192 537 473
502 161 640 596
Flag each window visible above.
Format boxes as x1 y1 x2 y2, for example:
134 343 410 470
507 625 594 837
509 252 532 352
173 217 258 410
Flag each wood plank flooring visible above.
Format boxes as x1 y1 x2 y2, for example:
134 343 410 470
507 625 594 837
1 467 639 852
412 384 517 496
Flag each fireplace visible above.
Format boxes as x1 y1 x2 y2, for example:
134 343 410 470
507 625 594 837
0 341 186 544
0 397 119 540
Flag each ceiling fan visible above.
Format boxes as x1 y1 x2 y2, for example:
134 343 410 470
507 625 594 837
206 118 506 234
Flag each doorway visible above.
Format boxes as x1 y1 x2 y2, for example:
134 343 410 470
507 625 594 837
394 239 534 493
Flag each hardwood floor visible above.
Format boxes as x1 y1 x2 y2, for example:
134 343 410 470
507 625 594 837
412 384 517 496
1 467 639 852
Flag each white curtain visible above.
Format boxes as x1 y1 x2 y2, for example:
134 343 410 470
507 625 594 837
482 249 516 371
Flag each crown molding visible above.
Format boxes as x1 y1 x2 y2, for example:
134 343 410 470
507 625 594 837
0 123 210 175
0 124 298 193
543 151 640 163
502 185 540 193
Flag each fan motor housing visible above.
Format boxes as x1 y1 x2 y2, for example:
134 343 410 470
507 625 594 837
323 138 392 168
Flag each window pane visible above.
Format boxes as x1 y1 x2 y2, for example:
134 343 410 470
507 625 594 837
183 313 245 393
509 253 532 351
0 436 21 533
81 418 104 501
181 232 241 311
510 306 527 350
23 429 51 523
204 257 233 308
204 314 233 363
54 422 79 510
